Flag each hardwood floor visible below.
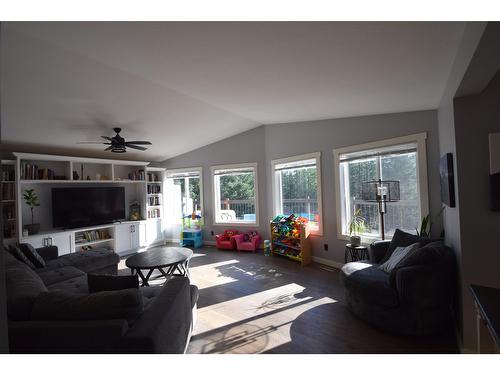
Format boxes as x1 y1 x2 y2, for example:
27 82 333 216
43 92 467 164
118 245 458 354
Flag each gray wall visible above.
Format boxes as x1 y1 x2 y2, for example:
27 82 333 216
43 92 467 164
162 110 442 266
436 22 487 349
453 71 500 351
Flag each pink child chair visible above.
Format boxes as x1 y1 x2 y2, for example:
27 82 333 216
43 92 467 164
234 231 262 253
215 229 239 250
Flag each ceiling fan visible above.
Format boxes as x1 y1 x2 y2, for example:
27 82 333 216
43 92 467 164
77 127 152 153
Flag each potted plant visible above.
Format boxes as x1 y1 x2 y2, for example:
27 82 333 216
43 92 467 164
23 188 40 235
348 208 366 246
416 207 445 238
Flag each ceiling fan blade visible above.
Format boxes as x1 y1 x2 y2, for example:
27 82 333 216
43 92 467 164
125 144 147 151
76 141 105 144
104 145 114 151
101 136 113 141
125 141 152 145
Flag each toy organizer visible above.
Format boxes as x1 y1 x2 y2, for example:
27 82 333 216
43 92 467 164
270 214 312 266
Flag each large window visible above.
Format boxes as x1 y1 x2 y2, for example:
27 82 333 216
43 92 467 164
334 133 428 240
166 168 203 224
212 163 259 225
272 152 323 235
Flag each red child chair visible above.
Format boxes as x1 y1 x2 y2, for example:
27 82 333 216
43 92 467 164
234 231 262 253
215 229 239 250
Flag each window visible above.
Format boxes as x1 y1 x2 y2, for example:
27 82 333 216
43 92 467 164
271 152 323 235
334 133 428 240
166 168 203 224
212 163 259 225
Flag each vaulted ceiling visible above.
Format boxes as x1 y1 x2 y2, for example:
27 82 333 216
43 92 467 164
1 22 466 161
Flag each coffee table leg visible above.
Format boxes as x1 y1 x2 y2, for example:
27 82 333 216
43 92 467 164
137 269 154 287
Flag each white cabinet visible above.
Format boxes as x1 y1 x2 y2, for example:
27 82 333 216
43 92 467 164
114 222 141 255
139 222 147 247
20 232 73 255
49 232 73 255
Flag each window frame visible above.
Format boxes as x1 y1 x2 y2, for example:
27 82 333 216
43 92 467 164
211 162 259 227
271 152 323 236
165 166 204 225
333 133 429 242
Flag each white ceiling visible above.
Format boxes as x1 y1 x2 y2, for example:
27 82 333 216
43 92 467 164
1 22 466 161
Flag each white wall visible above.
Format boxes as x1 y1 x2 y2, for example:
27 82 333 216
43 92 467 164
162 110 442 266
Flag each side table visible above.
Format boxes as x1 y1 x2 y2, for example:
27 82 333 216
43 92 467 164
345 244 368 264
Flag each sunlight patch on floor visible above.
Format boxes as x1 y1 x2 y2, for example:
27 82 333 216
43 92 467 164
189 259 241 290
190 283 337 353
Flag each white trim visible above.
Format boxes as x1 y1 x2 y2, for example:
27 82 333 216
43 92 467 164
165 166 204 225
333 132 428 241
13 152 149 166
312 256 344 269
211 162 259 227
271 152 323 236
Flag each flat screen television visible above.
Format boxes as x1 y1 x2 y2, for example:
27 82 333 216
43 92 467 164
52 187 126 229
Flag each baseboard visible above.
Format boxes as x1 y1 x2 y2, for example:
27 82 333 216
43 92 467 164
165 238 216 247
312 256 344 269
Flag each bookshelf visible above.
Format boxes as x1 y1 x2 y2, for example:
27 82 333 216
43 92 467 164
1 160 17 243
270 215 312 266
146 167 164 220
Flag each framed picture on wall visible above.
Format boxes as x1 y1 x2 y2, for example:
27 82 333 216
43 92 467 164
440 153 455 208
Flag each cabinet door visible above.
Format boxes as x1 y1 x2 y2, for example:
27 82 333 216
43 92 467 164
49 232 73 255
138 222 147 248
20 234 45 249
130 223 140 250
114 224 132 255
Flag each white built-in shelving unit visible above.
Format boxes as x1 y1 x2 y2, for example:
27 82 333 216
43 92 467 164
12 152 166 256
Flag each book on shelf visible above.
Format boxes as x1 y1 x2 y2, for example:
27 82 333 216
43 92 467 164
1 183 15 200
128 169 145 181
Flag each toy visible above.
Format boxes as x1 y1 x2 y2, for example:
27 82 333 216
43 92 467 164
264 240 271 256
233 230 262 253
215 229 239 250
182 211 203 230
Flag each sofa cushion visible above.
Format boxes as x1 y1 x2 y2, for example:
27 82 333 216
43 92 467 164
88 274 139 293
46 249 120 273
5 258 48 320
341 261 399 308
379 242 420 273
7 244 36 270
36 266 86 286
47 275 89 294
31 289 143 322
381 229 433 264
388 241 448 286
19 243 46 269
141 285 164 310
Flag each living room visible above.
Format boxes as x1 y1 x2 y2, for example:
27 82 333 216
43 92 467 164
1 1 500 372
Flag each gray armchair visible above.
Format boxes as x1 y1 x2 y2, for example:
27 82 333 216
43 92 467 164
340 239 455 336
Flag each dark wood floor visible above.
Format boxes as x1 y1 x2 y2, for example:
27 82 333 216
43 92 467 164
119 245 458 354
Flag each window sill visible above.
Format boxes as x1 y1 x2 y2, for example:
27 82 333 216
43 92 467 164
213 222 259 227
338 233 391 245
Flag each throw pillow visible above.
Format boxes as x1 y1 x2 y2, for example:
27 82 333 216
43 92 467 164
7 244 36 270
388 241 447 287
88 273 139 293
31 288 143 322
379 242 421 273
19 243 46 269
380 229 434 264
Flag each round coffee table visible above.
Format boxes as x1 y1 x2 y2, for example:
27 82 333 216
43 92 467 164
125 247 193 286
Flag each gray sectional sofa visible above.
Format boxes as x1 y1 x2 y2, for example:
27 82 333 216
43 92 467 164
339 230 455 336
5 246 198 353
